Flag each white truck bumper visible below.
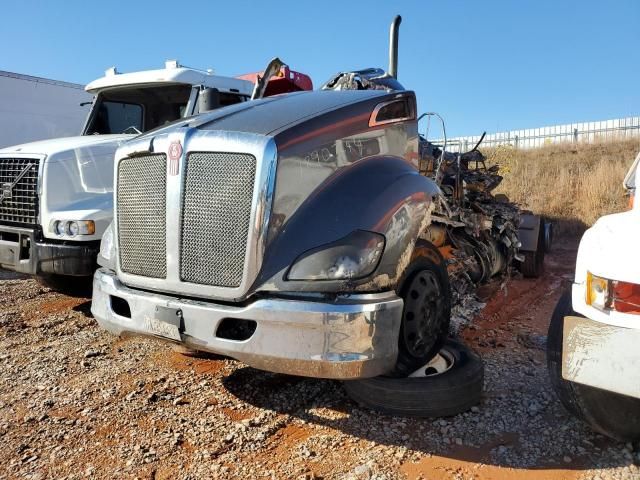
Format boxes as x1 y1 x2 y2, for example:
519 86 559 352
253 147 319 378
562 313 640 399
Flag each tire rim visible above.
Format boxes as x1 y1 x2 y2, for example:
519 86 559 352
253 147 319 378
402 270 445 358
408 348 455 378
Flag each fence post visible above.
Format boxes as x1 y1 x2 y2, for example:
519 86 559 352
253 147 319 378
514 135 519 149
573 128 578 144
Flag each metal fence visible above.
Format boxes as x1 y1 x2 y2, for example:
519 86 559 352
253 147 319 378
435 116 640 152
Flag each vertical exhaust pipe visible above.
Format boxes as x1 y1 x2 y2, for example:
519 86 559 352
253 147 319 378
388 15 402 79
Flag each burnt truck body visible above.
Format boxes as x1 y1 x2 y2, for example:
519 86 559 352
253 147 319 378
91 88 455 379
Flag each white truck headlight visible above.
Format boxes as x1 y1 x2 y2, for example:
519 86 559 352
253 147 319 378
587 271 640 314
51 220 95 237
53 220 66 236
97 222 116 270
287 230 385 281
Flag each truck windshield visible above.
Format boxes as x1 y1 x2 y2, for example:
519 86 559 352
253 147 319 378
84 84 193 135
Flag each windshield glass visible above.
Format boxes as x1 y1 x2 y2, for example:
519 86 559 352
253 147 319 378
84 84 192 134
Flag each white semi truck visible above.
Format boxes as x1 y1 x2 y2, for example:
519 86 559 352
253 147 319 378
0 70 92 148
548 151 640 441
0 61 254 291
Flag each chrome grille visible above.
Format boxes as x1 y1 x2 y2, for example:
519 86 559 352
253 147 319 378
0 157 40 225
117 154 167 278
181 152 256 287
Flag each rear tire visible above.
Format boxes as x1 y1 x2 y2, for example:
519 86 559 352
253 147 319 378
391 244 451 377
519 219 545 278
36 274 93 297
547 290 640 441
343 339 484 417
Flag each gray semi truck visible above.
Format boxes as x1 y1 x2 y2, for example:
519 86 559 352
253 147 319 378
91 17 545 416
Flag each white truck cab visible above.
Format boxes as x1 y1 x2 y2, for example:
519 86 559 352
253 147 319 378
547 151 640 442
0 61 253 287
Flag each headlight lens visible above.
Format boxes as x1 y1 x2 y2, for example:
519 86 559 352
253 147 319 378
51 220 95 237
287 230 385 281
586 272 609 310
66 221 80 237
586 272 640 314
97 222 116 269
53 220 65 236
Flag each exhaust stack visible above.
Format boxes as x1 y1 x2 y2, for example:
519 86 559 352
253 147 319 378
388 15 402 79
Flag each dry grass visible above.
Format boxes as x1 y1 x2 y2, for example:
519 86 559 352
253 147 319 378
485 138 640 235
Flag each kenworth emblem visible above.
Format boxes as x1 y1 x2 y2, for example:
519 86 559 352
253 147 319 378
168 141 182 176
0 163 34 204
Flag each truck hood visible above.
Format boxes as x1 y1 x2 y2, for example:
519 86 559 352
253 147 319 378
575 209 640 285
0 134 132 157
136 90 390 140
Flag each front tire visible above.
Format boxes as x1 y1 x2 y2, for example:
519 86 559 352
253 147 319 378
391 244 451 377
547 290 640 441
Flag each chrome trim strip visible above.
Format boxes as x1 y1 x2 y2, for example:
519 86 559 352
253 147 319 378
114 130 277 301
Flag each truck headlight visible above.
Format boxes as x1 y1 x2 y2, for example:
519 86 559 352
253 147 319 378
97 222 116 270
287 230 385 281
586 272 640 314
53 220 66 236
51 220 95 237
586 272 609 310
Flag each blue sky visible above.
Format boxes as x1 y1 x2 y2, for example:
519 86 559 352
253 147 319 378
2 0 638 136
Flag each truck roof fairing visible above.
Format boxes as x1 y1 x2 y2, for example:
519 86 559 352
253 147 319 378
85 67 253 95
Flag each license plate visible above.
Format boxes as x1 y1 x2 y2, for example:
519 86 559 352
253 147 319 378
143 306 182 341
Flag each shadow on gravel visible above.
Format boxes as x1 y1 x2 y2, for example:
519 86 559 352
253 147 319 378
222 365 632 474
72 300 93 318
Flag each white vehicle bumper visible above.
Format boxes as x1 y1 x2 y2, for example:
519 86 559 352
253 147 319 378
562 314 640 399
91 268 403 379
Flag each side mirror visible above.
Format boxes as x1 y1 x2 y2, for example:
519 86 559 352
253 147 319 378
198 87 220 113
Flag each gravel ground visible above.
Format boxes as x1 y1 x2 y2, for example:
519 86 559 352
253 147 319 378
0 244 639 480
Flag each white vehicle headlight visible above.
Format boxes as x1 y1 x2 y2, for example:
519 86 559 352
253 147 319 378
53 220 66 236
587 271 640 314
51 220 95 237
287 230 385 281
97 222 116 270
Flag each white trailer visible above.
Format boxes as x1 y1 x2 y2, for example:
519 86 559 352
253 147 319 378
0 71 92 148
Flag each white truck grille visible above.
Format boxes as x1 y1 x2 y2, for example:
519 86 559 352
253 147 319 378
117 155 167 278
0 158 40 225
180 152 256 287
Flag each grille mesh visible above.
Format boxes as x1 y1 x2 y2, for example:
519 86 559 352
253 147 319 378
181 152 256 287
117 155 167 278
0 158 40 225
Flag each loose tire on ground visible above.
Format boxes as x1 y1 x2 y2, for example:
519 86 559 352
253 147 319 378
343 339 484 418
36 274 93 297
391 242 451 377
547 290 640 442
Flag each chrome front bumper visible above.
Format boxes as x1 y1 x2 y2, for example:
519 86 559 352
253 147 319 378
91 268 403 379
